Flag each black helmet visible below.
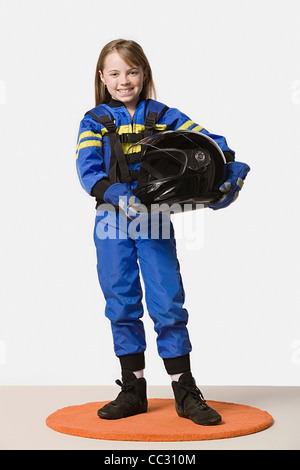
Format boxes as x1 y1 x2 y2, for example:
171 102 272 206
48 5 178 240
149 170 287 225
133 130 226 209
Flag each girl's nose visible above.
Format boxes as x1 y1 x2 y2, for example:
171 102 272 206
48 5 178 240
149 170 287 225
120 74 130 85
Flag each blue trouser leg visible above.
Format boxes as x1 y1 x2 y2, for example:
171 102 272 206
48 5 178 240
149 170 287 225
135 222 192 359
94 213 146 357
93 211 192 362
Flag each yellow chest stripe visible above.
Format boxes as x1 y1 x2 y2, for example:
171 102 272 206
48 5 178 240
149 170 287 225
76 123 168 158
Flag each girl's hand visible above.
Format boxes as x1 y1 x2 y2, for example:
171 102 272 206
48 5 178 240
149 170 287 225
119 195 148 220
103 183 147 220
208 161 250 210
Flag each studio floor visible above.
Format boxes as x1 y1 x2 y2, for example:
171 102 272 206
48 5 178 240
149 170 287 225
0 385 299 450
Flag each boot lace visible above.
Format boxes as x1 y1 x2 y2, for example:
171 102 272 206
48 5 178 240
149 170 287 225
181 383 208 409
111 379 139 407
115 379 135 393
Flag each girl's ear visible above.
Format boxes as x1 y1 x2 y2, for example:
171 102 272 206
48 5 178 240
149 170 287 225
99 70 105 84
143 66 149 82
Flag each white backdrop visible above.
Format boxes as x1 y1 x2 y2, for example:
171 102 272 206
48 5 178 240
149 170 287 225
0 0 299 386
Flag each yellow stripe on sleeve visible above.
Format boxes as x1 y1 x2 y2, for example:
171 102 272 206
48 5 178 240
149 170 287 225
76 140 102 159
176 120 195 131
79 130 102 141
76 131 102 152
191 125 204 132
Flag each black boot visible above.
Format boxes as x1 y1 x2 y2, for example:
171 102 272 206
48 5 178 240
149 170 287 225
97 370 148 420
172 371 222 425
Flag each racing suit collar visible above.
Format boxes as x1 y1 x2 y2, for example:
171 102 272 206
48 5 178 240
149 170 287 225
106 95 145 108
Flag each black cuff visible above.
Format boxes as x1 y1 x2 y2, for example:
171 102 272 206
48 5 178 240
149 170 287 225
163 353 191 375
91 178 111 200
118 352 145 372
223 151 235 163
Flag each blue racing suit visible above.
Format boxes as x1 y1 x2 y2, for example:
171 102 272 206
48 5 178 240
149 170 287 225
76 97 235 373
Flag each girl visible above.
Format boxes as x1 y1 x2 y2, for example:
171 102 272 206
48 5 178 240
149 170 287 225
76 39 250 425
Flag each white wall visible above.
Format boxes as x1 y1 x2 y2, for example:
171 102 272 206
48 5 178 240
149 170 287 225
0 0 299 385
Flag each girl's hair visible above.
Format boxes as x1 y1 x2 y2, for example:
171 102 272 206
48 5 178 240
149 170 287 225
94 39 156 106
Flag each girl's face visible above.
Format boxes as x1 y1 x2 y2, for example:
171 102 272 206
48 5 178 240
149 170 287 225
99 51 147 111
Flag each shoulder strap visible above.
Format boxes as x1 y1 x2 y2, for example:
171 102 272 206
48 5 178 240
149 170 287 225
144 99 169 121
85 109 131 184
85 105 114 124
144 111 158 137
101 115 132 184
143 100 169 137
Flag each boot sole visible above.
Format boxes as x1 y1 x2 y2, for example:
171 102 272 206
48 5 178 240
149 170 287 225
97 408 147 420
177 411 222 426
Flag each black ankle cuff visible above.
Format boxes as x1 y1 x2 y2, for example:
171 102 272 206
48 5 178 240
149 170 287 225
118 352 145 372
163 354 191 375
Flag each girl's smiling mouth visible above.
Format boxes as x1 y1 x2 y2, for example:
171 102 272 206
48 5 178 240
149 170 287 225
118 88 134 93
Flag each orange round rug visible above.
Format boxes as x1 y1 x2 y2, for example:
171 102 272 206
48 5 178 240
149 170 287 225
46 399 273 442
